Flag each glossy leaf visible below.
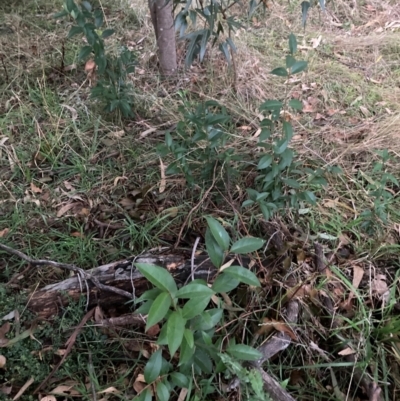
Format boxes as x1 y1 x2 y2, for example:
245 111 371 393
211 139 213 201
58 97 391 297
301 1 311 28
194 349 213 374
177 281 215 299
167 311 186 356
290 60 307 74
212 274 240 293
270 67 288 77
283 121 293 140
205 228 224 268
135 300 153 315
302 190 317 204
205 216 230 251
144 349 162 383
68 25 83 38
275 138 289 155
182 296 211 319
156 381 170 401
146 292 171 331
136 288 163 303
101 28 115 39
184 328 194 348
179 335 195 365
170 372 189 388
223 266 261 287
286 55 296 69
283 178 301 189
82 1 92 11
227 344 262 361
259 100 283 111
258 154 273 170
135 264 177 294
288 99 303 111
192 309 223 331
230 237 265 254
288 33 297 55
78 45 92 60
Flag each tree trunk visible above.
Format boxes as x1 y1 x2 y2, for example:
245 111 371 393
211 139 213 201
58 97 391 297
148 0 177 75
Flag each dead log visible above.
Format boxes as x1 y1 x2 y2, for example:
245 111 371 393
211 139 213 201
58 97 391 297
28 253 251 319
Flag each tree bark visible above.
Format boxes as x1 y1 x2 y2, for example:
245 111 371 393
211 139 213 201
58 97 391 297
148 0 177 75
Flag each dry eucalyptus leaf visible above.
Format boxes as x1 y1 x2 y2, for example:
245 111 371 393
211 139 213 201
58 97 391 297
0 355 6 368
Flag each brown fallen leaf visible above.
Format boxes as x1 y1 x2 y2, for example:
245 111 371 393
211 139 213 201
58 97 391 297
0 355 6 368
0 228 9 238
159 157 166 194
30 182 42 194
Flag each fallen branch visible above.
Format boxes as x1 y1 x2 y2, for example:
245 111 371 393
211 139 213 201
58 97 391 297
1 242 252 318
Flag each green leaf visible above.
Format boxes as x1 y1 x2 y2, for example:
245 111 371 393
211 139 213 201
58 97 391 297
192 309 223 331
64 0 75 13
179 335 195 365
283 178 301 189
177 282 215 299
144 349 162 383
167 311 186 356
301 1 311 28
146 292 171 331
288 33 297 55
68 25 83 38
53 10 69 18
288 99 303 111
274 138 289 155
223 266 261 287
135 300 153 315
227 344 262 361
184 328 194 348
285 55 296 69
212 274 240 293
205 216 230 251
290 60 308 74
182 296 212 319
319 0 325 11
194 349 213 374
170 372 189 388
78 45 92 60
138 388 152 401
94 9 103 28
270 67 288 77
156 381 170 401
157 323 168 345
279 148 294 168
205 228 224 268
283 121 293 140
302 190 317 204
259 100 283 112
230 237 265 254
136 288 162 303
135 264 177 295
82 1 92 11
101 28 115 39
219 41 231 64
257 154 273 170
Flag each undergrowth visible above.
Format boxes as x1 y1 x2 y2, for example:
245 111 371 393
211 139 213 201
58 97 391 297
1 0 400 400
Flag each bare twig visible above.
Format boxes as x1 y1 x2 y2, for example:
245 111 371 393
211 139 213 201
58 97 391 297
191 237 201 281
0 243 133 299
